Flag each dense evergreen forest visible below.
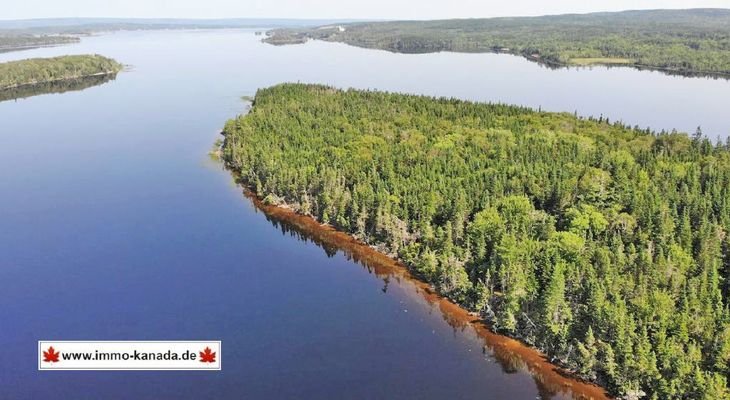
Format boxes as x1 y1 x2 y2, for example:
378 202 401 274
0 34 78 53
222 84 730 399
0 55 123 91
265 8 730 76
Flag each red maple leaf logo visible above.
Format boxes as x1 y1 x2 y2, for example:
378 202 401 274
199 347 216 363
43 346 60 363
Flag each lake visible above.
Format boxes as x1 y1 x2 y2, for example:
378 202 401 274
1 29 729 400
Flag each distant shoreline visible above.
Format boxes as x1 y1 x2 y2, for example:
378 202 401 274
263 9 730 80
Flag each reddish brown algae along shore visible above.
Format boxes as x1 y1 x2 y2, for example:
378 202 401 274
241 189 611 400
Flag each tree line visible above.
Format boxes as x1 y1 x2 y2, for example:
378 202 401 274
222 84 730 399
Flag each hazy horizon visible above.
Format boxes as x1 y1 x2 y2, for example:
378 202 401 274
3 0 730 21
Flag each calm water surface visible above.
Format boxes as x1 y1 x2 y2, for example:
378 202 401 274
2 29 730 400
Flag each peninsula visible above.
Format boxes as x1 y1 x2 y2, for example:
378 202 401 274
221 83 730 399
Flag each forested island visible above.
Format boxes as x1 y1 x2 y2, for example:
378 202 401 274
0 55 123 91
222 84 730 399
265 8 730 77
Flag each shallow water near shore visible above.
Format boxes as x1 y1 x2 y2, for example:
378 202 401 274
1 29 729 399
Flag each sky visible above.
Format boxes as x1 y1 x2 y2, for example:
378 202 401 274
3 0 730 20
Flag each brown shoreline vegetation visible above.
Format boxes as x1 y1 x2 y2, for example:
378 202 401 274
231 176 610 400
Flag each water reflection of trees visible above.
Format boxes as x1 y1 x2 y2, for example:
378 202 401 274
247 191 605 400
0 73 118 103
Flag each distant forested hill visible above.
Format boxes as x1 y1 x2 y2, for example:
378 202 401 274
0 18 365 31
265 9 730 76
0 18 361 54
0 55 123 90
222 83 730 399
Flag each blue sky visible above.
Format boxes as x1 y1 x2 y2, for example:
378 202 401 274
4 0 730 20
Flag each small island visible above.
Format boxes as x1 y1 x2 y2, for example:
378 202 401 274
220 84 730 399
0 54 123 91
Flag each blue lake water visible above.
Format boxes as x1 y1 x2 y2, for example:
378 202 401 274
2 29 729 399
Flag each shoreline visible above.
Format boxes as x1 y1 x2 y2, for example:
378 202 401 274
265 34 730 80
374 42 730 79
228 169 612 399
0 40 80 55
